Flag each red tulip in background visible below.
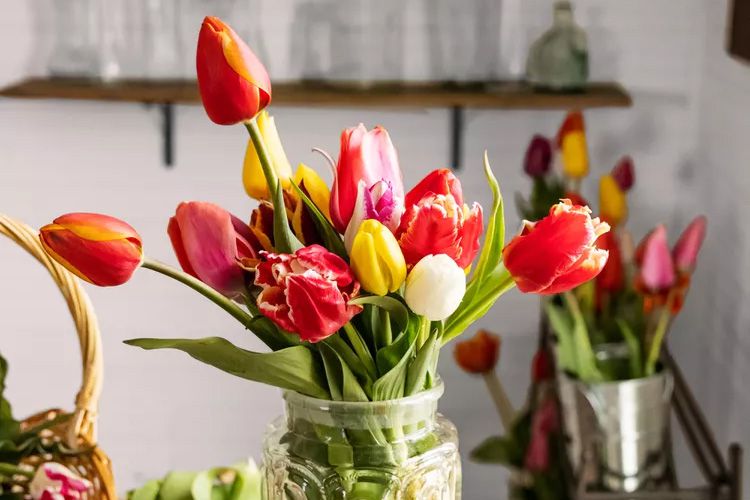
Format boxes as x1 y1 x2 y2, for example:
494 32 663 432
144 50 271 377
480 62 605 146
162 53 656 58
531 348 554 383
595 230 624 294
611 156 635 191
502 200 610 294
196 16 271 125
330 124 404 234
255 245 362 342
523 135 553 178
454 329 501 374
39 213 143 286
524 396 559 473
397 169 483 269
168 201 262 299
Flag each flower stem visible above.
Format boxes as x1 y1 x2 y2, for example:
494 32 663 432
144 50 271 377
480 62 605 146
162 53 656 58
343 323 378 380
482 371 516 432
245 119 279 201
0 462 33 479
644 293 674 376
141 259 253 328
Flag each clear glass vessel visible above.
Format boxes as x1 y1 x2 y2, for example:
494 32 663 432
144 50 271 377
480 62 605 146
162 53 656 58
262 382 461 499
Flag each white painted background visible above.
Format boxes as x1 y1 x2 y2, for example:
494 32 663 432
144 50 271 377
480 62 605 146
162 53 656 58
0 1 747 498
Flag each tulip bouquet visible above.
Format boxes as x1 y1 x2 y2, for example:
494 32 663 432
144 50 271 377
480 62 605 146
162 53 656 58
37 17 610 494
518 111 707 381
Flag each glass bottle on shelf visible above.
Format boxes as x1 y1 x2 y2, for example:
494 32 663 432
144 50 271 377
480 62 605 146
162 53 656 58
47 0 102 78
143 0 183 80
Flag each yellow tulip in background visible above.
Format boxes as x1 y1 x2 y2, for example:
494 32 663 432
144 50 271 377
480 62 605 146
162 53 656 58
561 130 589 179
243 111 293 199
599 174 628 226
350 219 407 296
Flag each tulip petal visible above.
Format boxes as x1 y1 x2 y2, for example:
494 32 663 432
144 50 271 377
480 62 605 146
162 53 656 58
640 225 676 291
673 215 707 272
404 168 463 208
286 273 352 342
537 247 609 295
398 196 461 267
53 212 140 242
455 202 483 269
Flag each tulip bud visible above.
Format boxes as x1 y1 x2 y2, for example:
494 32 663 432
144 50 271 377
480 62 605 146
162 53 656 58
611 156 635 191
672 216 707 273
454 329 500 374
350 219 407 296
502 200 610 295
599 174 628 227
196 16 271 125
344 179 402 252
243 111 293 200
639 225 675 292
556 111 588 179
404 254 466 321
39 213 143 286
523 135 552 178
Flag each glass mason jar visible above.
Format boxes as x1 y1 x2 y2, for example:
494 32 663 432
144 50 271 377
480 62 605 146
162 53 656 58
262 381 461 499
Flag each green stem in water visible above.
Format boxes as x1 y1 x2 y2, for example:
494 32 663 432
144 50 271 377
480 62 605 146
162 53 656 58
645 293 675 376
141 259 253 328
482 371 516 432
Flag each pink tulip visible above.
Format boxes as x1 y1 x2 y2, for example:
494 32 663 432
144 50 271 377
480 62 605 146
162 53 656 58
255 245 362 342
639 225 675 292
611 156 635 191
330 124 404 233
168 201 262 299
673 216 707 273
524 396 559 473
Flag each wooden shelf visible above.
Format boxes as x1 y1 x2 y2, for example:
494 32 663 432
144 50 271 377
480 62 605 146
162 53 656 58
0 78 632 109
0 78 632 168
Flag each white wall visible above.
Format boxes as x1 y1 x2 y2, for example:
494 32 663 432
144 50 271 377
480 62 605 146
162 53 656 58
0 1 741 498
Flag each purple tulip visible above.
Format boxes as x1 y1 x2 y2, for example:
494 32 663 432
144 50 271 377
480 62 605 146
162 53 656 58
523 135 552 178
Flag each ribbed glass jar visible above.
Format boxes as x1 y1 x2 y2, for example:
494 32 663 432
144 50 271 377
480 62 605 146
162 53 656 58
262 382 461 499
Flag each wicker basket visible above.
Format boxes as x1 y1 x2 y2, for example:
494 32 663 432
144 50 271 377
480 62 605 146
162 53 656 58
0 214 116 499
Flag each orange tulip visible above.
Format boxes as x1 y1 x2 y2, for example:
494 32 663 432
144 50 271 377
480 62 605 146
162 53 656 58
502 200 610 295
196 16 271 125
39 213 143 286
454 329 500 374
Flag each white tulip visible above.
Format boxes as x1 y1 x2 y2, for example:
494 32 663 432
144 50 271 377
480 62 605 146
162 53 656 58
404 254 466 321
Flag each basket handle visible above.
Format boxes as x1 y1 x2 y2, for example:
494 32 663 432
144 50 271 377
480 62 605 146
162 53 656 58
0 214 103 449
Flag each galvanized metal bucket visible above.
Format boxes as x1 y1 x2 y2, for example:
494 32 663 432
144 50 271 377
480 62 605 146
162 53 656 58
558 369 674 492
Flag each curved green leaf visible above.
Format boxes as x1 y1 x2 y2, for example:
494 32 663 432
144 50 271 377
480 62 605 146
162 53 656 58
372 341 415 401
271 178 304 253
124 337 329 399
348 295 409 331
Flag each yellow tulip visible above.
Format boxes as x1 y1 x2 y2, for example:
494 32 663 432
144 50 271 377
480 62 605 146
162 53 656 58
599 174 628 227
291 163 331 243
243 111 293 199
561 130 589 179
350 219 407 296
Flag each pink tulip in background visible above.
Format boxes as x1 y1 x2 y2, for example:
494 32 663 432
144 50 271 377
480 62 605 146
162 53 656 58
330 124 404 234
639 225 676 292
673 215 707 272
168 201 262 299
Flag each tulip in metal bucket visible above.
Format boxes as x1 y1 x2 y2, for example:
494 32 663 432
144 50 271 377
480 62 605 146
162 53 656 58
559 369 674 492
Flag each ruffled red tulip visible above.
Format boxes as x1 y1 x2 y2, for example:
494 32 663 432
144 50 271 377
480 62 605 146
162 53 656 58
524 396 559 473
330 124 404 234
397 169 483 269
524 135 552 178
196 16 271 125
168 201 262 299
255 245 362 342
638 225 675 293
39 213 143 286
502 200 610 294
454 329 500 374
673 216 707 273
596 231 624 293
611 156 635 191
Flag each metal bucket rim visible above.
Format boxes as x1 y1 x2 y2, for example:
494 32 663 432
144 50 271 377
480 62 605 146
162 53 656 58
562 368 673 391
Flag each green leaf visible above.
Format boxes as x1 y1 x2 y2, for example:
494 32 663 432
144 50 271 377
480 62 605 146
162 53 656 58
289 182 347 259
319 343 368 402
159 471 198 500
320 343 344 401
246 315 300 351
469 152 505 291
372 341 415 401
124 337 330 399
127 480 162 500
562 293 604 383
470 435 517 465
545 301 576 373
617 318 643 379
376 319 417 375
406 329 440 395
348 296 409 332
323 335 375 391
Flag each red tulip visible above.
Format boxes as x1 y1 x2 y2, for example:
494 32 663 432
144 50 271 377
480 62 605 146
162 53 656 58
454 329 500 374
611 156 635 191
196 16 271 125
39 213 143 286
564 191 590 210
397 169 483 269
595 231 624 293
330 124 404 233
502 200 610 294
673 216 707 273
255 245 362 342
531 348 554 383
638 225 675 293
523 135 552 178
168 201 262 299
